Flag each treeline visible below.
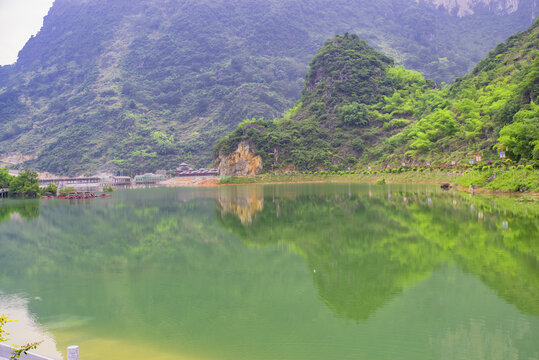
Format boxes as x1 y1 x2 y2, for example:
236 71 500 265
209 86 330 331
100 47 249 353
0 168 56 198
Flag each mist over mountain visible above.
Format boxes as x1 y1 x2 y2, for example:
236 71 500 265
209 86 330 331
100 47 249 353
0 0 535 175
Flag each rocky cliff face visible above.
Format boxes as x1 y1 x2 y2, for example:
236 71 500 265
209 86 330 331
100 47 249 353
421 0 521 16
217 141 263 176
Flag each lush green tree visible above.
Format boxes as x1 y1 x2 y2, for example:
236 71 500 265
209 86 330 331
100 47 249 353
0 168 13 188
496 102 539 161
59 187 76 195
151 131 176 155
338 102 371 126
42 183 58 196
9 170 40 198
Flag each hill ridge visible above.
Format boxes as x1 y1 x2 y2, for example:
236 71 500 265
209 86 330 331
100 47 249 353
215 18 539 174
0 0 536 175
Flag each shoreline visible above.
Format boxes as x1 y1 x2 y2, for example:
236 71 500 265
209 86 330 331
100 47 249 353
161 174 539 198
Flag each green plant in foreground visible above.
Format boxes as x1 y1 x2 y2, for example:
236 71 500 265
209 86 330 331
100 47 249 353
0 314 42 360
0 314 9 342
9 343 41 360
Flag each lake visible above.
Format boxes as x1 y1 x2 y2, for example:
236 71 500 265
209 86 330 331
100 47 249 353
1 183 538 360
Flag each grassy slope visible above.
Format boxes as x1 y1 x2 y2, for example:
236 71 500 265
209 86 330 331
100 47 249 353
218 167 539 193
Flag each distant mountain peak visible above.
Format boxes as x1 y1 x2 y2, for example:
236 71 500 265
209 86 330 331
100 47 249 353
420 0 520 16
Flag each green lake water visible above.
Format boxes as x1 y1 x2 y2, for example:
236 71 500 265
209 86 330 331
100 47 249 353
0 183 538 360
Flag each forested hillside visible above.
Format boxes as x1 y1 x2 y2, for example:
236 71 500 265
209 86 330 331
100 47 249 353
215 18 539 171
0 0 536 175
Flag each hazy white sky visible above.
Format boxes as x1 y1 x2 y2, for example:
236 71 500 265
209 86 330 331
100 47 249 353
0 0 55 65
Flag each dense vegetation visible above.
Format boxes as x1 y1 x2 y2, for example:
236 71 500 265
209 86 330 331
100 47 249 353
217 166 539 192
0 0 536 175
215 19 539 172
0 168 12 188
0 168 56 197
7 170 41 198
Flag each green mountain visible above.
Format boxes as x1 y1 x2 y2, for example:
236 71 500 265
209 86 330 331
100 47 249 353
215 18 539 172
0 0 536 175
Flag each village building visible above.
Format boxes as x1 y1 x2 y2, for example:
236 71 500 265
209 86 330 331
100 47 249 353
175 162 218 177
175 163 193 174
134 173 166 184
110 176 132 185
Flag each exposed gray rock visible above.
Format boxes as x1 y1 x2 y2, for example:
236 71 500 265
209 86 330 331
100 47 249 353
440 182 451 189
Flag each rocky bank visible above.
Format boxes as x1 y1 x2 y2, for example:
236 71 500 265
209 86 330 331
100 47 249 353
216 141 263 176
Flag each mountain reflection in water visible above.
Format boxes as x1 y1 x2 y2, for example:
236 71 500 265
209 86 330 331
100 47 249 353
0 184 538 360
217 184 539 320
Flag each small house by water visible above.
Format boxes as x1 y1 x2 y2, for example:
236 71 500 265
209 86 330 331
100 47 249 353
110 176 132 184
134 173 166 184
175 162 218 177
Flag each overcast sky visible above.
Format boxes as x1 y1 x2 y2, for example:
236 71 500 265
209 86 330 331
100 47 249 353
0 0 55 65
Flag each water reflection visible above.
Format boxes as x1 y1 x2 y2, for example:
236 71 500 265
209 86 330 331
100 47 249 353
217 184 539 320
217 186 264 225
0 185 537 360
0 200 40 224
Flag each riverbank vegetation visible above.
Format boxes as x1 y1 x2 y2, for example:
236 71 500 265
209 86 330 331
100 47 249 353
102 184 115 193
0 168 13 188
218 166 539 193
0 168 57 198
7 170 41 198
219 170 457 185
455 165 539 192
58 187 76 196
